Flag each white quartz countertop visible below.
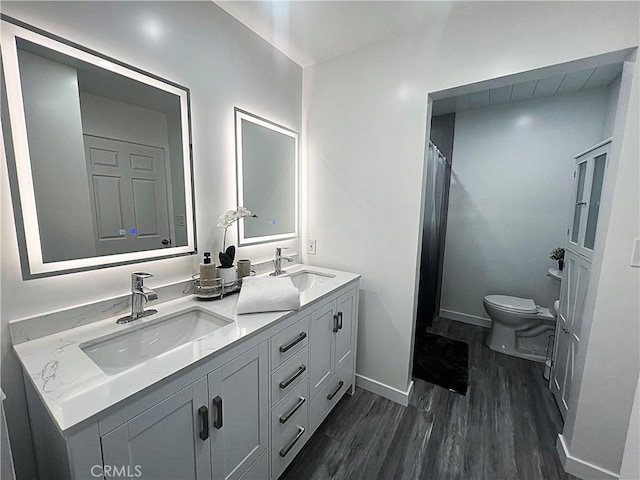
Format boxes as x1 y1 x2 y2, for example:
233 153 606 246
13 264 359 433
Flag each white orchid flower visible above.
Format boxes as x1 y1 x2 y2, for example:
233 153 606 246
217 206 258 254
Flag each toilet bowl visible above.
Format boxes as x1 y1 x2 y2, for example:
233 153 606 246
483 295 556 362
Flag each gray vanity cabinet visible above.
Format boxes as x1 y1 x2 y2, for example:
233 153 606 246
308 287 358 434
208 342 269 480
334 290 355 372
100 342 269 480
309 301 337 398
22 276 359 480
101 377 212 479
309 288 357 399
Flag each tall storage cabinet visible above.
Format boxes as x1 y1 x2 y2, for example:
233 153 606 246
551 139 610 418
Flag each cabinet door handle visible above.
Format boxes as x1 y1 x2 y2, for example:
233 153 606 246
212 396 223 429
198 406 209 440
337 311 343 330
279 332 307 353
333 314 339 333
327 380 344 400
279 396 306 424
279 426 305 457
279 364 307 390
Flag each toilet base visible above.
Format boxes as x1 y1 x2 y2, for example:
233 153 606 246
485 340 547 363
485 323 551 363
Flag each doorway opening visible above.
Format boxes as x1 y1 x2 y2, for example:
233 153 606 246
412 48 635 402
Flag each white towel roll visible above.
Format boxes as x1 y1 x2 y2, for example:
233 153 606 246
236 277 301 314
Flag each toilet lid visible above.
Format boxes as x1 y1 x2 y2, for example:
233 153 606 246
485 295 537 313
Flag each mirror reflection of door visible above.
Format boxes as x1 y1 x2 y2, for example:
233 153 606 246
2 21 195 276
84 136 172 256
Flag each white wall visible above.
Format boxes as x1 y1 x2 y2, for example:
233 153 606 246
602 74 622 138
619 377 640 480
80 92 170 147
302 1 638 475
440 89 608 324
0 2 302 477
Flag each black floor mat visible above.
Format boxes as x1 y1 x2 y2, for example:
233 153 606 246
413 332 469 395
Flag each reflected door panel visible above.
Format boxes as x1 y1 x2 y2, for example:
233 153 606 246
85 135 171 256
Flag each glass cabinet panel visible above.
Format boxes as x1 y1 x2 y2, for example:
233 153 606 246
568 140 610 259
571 162 588 244
584 154 607 250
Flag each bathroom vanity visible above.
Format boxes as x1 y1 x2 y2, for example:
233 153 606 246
11 265 359 480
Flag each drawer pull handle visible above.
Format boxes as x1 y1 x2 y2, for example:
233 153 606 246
212 396 223 429
327 380 344 400
279 364 307 389
337 311 343 330
279 396 306 424
279 332 307 353
279 426 305 457
198 406 209 440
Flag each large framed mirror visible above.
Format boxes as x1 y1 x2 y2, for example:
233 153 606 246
235 108 298 246
1 17 196 278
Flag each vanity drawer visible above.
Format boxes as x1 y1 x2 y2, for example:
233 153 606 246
309 359 354 434
271 315 309 370
271 378 309 479
272 346 309 407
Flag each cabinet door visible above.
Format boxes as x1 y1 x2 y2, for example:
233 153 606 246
334 289 356 371
568 142 609 259
551 250 590 418
309 301 336 399
208 342 269 480
101 377 211 480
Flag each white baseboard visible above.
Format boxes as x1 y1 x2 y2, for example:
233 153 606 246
556 434 618 480
356 374 413 407
440 309 491 328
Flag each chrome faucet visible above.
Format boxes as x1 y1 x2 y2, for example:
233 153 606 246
117 272 158 324
270 247 294 276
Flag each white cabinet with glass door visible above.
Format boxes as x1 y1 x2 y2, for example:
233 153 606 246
567 139 611 259
551 138 611 417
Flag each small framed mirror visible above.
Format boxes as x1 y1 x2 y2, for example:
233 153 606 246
1 17 196 278
235 108 299 246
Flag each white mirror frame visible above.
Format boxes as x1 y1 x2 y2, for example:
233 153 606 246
1 18 196 277
235 108 299 246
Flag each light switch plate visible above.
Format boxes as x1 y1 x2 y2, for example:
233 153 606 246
307 239 316 255
631 238 640 267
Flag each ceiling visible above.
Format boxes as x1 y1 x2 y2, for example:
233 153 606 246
215 1 623 115
432 63 623 115
215 1 438 67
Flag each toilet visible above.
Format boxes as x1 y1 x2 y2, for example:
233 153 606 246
483 295 556 362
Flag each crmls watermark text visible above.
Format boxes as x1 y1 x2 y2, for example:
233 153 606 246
91 465 142 478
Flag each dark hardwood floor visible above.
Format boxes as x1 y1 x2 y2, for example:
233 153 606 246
281 318 577 480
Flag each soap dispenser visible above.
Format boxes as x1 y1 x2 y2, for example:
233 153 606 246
200 252 216 287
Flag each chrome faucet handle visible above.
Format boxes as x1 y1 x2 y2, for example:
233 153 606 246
131 272 153 288
132 272 153 280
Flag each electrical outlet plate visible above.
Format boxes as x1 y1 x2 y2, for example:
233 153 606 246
307 239 316 255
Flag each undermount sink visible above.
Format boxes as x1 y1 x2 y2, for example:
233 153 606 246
286 270 335 292
80 307 232 375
